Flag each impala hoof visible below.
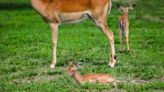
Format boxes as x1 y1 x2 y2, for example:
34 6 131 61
109 63 115 68
109 60 116 68
50 64 55 69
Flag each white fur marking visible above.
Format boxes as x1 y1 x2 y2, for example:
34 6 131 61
58 11 91 23
50 64 55 69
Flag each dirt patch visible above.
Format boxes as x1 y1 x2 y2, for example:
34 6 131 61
11 74 61 85
101 88 127 92
10 66 67 85
112 0 138 3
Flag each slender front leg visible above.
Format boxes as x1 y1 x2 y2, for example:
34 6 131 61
49 23 58 69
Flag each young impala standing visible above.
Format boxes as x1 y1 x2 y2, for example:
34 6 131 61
118 4 135 52
31 0 116 68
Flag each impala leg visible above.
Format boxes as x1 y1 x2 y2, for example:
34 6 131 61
89 2 116 67
125 26 130 52
49 23 58 69
119 27 123 52
95 20 116 67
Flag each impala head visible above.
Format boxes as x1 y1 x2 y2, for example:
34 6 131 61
67 62 81 76
118 4 136 13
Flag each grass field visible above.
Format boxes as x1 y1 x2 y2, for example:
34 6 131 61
0 0 164 92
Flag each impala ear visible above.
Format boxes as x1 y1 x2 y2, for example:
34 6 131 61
117 5 124 11
69 61 73 65
128 4 136 10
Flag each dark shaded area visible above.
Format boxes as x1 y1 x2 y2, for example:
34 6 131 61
0 2 31 10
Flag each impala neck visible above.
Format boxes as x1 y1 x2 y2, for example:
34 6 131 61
123 13 129 18
72 70 84 84
31 0 51 16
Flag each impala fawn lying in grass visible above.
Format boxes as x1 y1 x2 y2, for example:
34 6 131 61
67 62 148 86
31 0 116 69
118 4 135 52
67 62 116 85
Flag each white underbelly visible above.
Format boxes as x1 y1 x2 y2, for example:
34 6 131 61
57 11 90 23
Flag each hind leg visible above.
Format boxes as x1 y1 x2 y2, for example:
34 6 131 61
88 2 116 67
91 17 116 67
118 26 123 52
125 26 130 52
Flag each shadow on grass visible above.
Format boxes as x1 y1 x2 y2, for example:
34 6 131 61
0 2 31 10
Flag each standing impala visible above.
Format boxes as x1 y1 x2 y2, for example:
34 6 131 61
31 0 116 68
118 4 135 52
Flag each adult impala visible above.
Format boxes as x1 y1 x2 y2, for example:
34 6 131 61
31 0 116 68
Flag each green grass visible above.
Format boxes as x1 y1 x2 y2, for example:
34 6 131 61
0 0 164 92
